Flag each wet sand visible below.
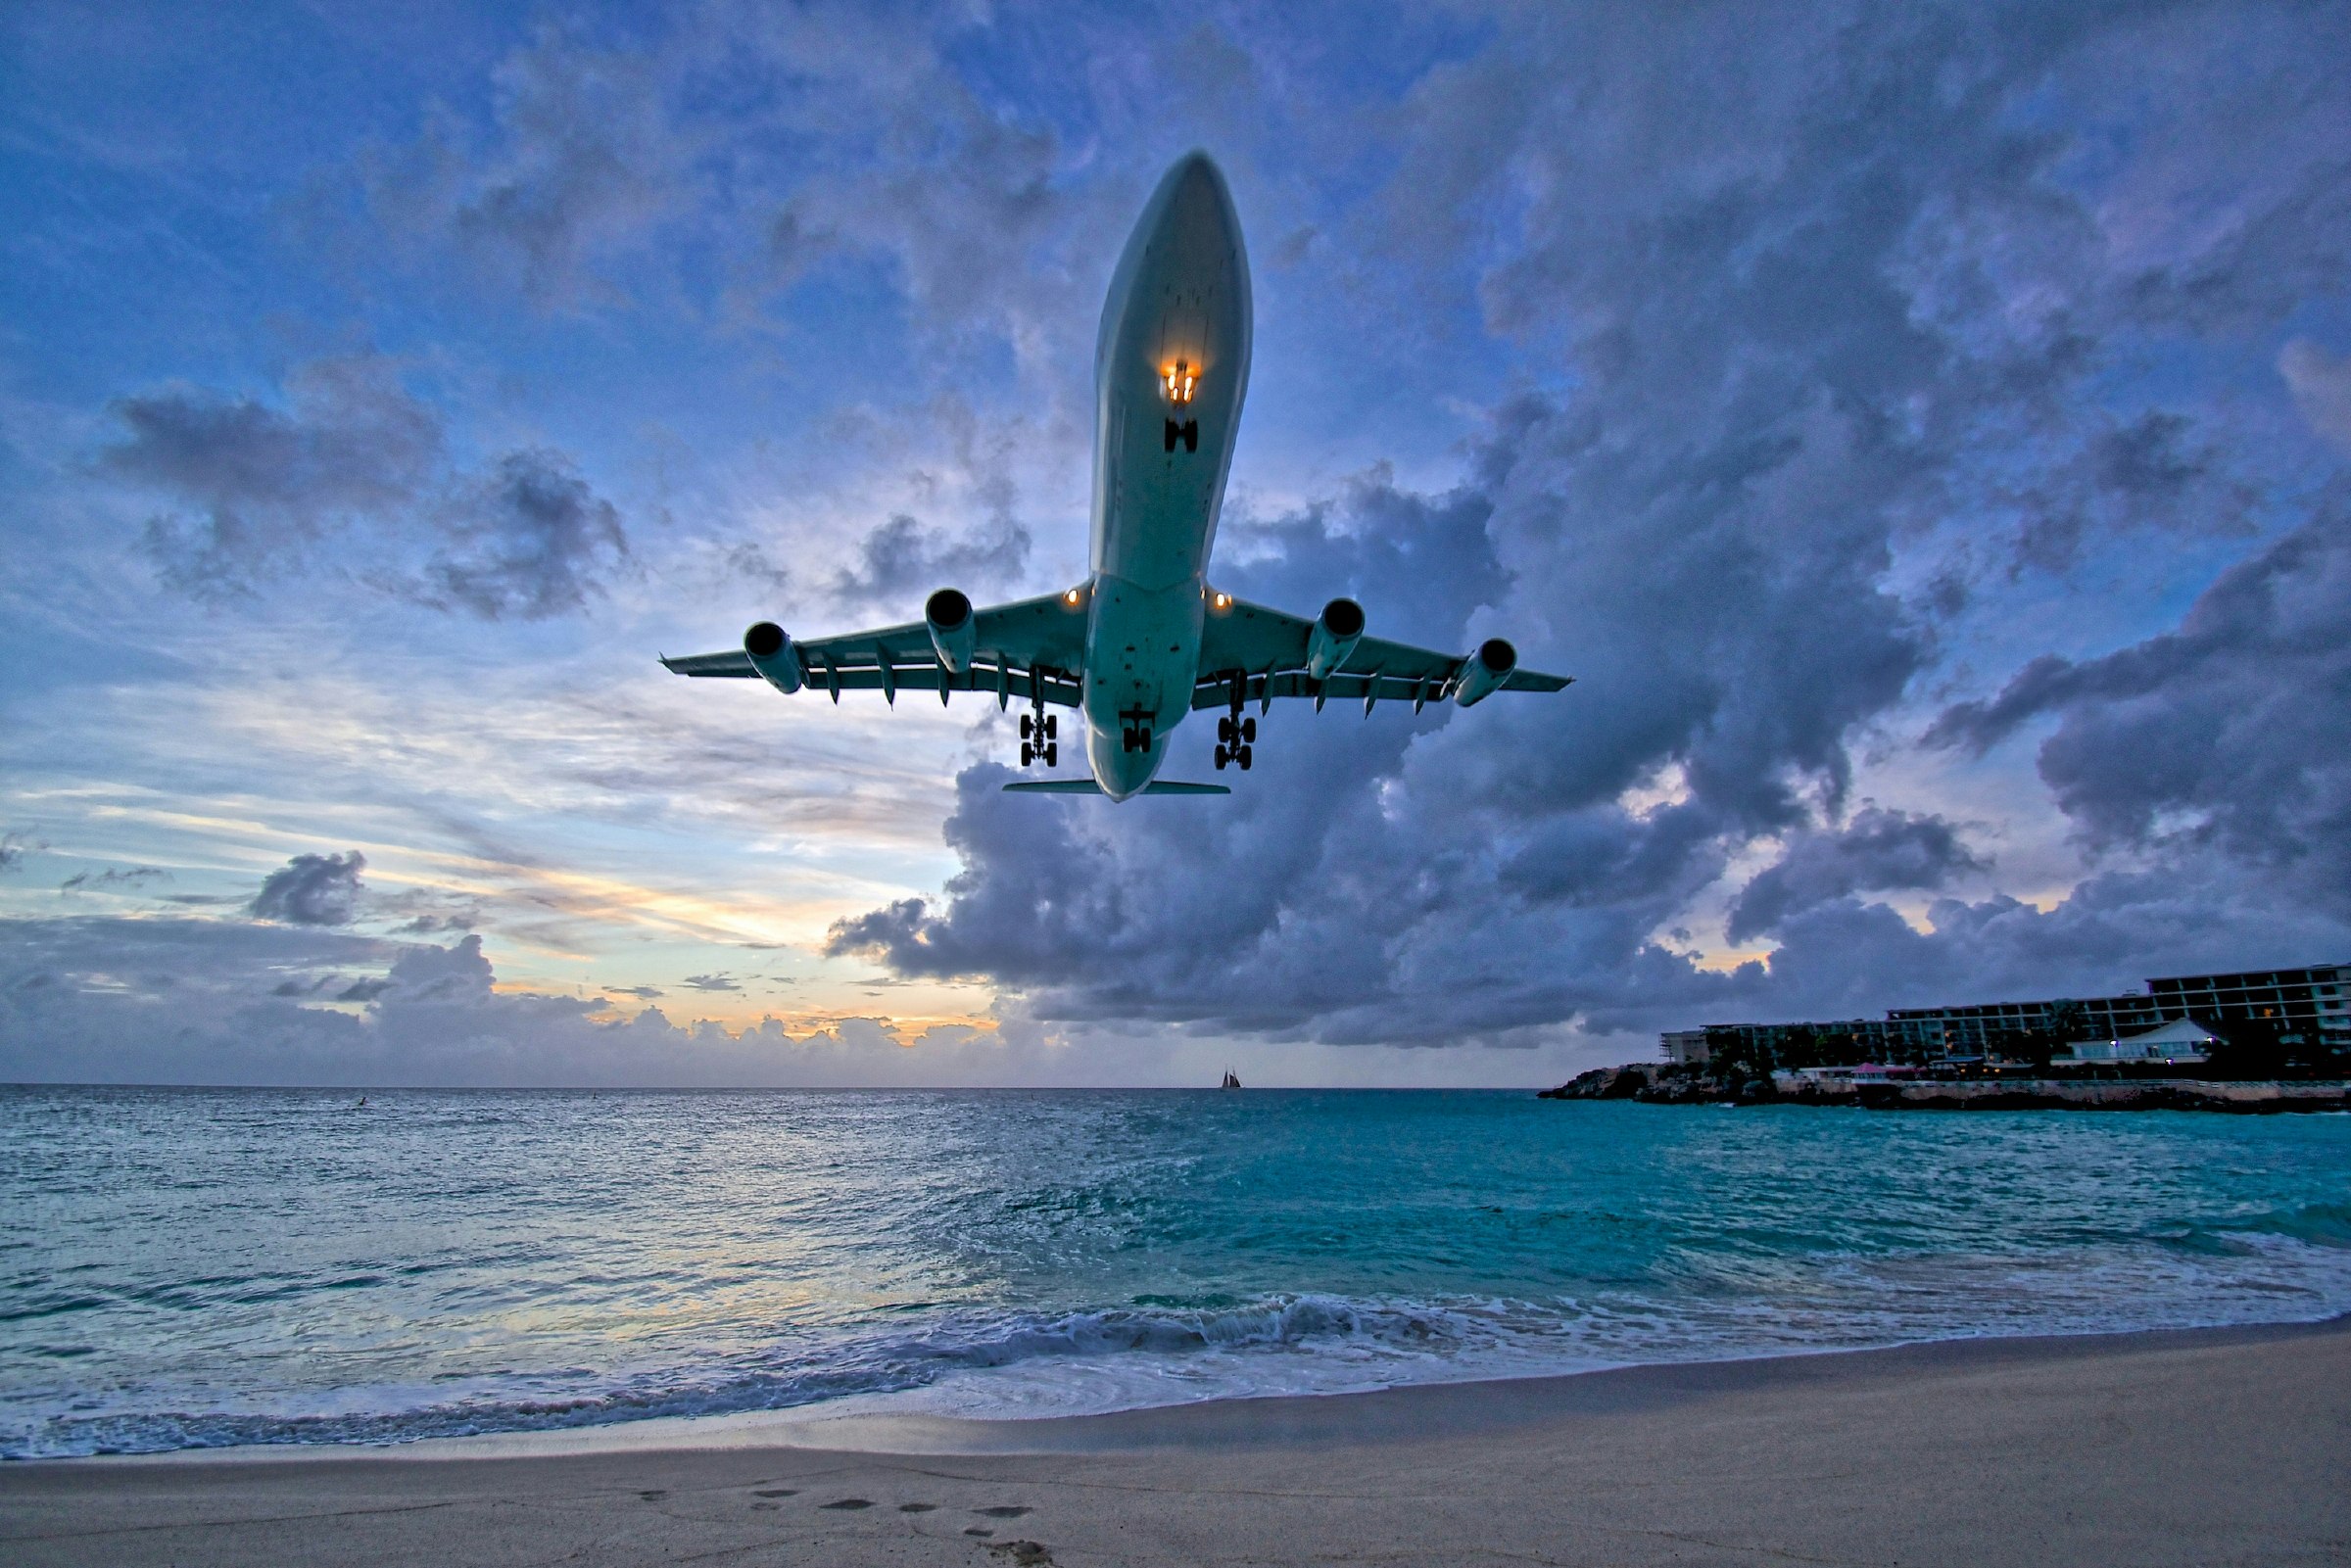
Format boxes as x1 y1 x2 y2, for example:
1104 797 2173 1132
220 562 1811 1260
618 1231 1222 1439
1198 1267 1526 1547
4 1317 2346 1566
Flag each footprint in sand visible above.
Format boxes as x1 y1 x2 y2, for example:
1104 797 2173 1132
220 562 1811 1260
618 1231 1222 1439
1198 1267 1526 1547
751 1489 797 1497
637 1491 667 1500
974 1505 1033 1518
965 1527 994 1538
898 1502 938 1512
989 1543 1053 1566
820 1498 874 1510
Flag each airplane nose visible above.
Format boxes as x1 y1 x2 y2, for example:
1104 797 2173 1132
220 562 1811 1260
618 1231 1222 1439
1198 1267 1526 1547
1154 150 1237 245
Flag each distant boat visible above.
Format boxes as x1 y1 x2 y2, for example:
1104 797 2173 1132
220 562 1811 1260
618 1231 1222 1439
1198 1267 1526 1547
1221 1069 1241 1090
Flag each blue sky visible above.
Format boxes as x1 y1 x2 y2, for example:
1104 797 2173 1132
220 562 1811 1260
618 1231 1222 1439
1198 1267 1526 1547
4 1 2348 1086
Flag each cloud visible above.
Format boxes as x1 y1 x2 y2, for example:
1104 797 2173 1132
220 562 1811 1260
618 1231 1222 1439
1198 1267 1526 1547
1726 810 1987 944
249 851 367 927
2279 339 2351 452
58 867 172 893
830 512 1031 605
342 24 695 310
678 973 741 992
0 832 45 875
1927 490 2351 917
101 355 630 614
829 4 2351 1047
0 916 1029 1088
104 355 442 595
419 449 630 619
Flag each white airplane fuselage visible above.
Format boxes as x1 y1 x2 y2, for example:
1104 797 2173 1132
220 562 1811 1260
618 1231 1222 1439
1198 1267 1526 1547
1080 153 1252 800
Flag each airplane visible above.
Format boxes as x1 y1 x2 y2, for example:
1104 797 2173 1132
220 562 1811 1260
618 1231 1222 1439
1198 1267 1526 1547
663 151 1571 800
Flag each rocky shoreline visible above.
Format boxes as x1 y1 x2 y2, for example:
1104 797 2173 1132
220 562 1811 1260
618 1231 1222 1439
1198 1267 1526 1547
1540 1064 2351 1113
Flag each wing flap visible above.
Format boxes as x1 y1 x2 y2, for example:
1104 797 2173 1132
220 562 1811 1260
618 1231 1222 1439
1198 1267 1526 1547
1188 668 1463 711
1195 594 1571 707
801 658 1081 706
660 650 760 678
660 589 1090 707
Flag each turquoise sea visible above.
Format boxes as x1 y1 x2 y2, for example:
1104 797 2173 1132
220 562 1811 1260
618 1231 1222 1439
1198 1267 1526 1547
3 1086 2348 1458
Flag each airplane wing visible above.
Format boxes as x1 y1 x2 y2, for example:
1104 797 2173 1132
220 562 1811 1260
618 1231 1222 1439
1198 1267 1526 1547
660 591 1090 707
1190 594 1571 712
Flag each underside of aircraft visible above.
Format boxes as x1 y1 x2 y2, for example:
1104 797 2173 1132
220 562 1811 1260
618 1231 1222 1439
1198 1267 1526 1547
665 152 1570 800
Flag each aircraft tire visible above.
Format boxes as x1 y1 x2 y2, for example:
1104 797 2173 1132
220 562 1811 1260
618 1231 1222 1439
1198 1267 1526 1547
1241 717 1257 743
1019 713 1032 739
1021 742 1033 767
1043 714 1057 739
1236 744 1253 771
1217 716 1234 743
1214 744 1228 771
1044 741 1058 767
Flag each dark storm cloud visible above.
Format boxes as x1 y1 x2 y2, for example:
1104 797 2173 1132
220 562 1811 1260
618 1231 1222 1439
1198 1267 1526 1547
832 512 1032 604
834 4 2351 1045
420 450 631 620
1726 810 1986 944
0 832 45 875
58 867 172 893
249 851 366 927
102 356 631 615
1928 492 2351 916
104 355 442 595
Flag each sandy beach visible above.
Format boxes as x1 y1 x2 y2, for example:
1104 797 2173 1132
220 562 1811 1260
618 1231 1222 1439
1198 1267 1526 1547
4 1317 2345 1567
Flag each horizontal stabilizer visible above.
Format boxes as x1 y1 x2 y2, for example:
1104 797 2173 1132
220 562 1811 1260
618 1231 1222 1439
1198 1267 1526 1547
1002 780 1232 795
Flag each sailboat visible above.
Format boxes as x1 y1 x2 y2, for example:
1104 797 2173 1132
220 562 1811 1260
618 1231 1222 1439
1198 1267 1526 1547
1221 1069 1241 1090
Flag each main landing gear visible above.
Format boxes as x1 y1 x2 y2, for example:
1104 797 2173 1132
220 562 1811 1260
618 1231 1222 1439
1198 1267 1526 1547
1020 710 1058 768
1213 711 1255 772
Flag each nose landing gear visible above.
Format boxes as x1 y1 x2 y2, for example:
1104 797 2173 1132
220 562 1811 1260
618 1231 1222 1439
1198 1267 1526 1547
1163 418 1198 453
1121 723 1154 755
1019 709 1058 769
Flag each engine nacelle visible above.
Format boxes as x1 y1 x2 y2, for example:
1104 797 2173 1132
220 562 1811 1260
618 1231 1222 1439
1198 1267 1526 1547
1307 596 1366 681
925 588 976 675
743 621 802 694
1453 638 1516 706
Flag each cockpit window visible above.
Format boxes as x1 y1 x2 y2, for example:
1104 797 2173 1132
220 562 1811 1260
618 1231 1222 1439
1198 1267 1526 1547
1163 359 1197 405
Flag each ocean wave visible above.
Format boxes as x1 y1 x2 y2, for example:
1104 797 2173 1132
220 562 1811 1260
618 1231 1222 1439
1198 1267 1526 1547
13 1248 2351 1458
9 1088 2351 1459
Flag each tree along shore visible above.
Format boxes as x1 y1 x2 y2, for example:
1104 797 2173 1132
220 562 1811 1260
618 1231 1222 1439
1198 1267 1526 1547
1541 1064 2351 1113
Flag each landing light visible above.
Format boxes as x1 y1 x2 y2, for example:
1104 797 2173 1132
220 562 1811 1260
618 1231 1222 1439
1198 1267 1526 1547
1212 592 1232 609
1163 359 1197 405
1064 588 1083 606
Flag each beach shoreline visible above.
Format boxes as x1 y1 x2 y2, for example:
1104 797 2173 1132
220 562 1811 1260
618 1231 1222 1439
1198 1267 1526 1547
7 1314 2346 1564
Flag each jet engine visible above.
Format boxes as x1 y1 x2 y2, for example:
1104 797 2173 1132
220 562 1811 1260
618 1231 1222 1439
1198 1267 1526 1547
1452 639 1516 706
925 588 977 675
743 621 803 694
1306 596 1366 680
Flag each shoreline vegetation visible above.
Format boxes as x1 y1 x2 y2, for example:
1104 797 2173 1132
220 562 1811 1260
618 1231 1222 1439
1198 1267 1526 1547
1543 1062 2351 1111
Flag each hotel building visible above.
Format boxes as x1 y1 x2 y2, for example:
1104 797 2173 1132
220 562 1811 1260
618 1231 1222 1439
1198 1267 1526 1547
1663 964 2350 1067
